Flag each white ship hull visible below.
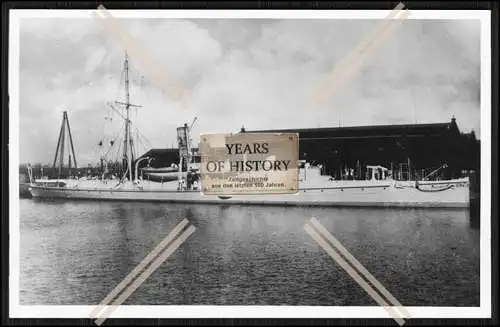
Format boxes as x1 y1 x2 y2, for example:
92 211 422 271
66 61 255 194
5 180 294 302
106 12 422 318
29 178 470 208
27 54 472 209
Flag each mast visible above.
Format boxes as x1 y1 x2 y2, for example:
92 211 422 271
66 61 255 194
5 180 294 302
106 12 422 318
52 110 77 178
68 154 72 176
119 52 133 181
117 51 142 181
59 113 66 178
66 111 78 169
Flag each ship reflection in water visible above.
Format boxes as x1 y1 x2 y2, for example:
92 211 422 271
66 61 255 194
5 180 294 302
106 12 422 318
20 199 479 306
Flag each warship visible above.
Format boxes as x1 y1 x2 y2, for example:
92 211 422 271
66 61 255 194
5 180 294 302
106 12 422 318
28 52 470 208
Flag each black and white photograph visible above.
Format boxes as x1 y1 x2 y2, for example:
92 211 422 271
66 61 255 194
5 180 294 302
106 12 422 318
8 4 493 323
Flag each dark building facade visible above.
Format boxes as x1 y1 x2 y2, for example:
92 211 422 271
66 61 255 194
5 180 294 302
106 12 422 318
245 118 479 180
138 118 480 181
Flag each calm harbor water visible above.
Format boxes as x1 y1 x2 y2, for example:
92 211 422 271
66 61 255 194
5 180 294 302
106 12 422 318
19 199 480 306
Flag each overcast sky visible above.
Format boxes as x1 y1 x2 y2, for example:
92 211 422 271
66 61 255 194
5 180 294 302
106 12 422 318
18 17 481 165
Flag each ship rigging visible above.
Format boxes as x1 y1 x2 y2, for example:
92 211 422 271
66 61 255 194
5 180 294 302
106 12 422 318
95 51 151 182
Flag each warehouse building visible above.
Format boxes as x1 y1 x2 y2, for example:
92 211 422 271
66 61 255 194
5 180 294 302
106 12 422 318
138 118 480 181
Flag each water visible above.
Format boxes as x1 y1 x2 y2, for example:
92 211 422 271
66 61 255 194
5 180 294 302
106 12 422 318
19 199 480 306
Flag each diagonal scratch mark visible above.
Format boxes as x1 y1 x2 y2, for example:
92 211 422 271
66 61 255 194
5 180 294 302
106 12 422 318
89 218 190 318
309 217 411 319
93 5 190 109
89 219 196 325
307 2 409 105
304 218 411 325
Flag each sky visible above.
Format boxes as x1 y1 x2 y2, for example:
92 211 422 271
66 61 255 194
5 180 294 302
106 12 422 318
17 16 481 166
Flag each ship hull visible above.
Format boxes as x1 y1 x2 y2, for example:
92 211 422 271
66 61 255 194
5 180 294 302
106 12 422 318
29 179 470 208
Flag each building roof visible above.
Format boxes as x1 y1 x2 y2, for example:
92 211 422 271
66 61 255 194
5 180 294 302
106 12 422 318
138 118 476 165
242 118 461 140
